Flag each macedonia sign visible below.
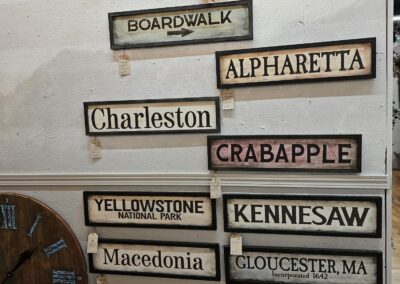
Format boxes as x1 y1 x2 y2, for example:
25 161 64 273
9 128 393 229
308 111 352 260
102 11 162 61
108 0 253 49
90 239 220 281
216 38 376 88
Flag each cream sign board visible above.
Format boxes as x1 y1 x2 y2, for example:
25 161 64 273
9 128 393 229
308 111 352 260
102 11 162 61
207 135 362 173
89 239 220 281
223 195 381 238
216 38 376 88
83 192 216 230
225 247 382 284
84 97 220 135
108 0 253 49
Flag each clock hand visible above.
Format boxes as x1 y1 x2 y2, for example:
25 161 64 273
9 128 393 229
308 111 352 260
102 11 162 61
1 247 37 284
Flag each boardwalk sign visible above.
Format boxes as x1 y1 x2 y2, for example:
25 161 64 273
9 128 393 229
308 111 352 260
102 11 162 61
109 0 253 49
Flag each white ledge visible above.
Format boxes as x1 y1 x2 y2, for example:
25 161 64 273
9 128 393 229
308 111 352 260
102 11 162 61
0 173 389 189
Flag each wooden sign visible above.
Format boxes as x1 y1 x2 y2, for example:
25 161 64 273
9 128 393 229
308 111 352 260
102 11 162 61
216 38 376 88
108 0 253 49
223 195 381 238
207 135 362 173
89 239 221 281
83 192 216 230
225 247 382 284
84 97 220 136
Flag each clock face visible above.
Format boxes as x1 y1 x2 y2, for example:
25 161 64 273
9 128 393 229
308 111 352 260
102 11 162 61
0 193 88 284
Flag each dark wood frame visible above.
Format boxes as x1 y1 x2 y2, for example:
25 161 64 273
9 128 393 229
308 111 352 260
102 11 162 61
83 191 217 230
89 239 221 281
108 0 253 50
216 37 376 88
84 96 221 136
223 194 382 238
207 134 362 173
224 246 383 284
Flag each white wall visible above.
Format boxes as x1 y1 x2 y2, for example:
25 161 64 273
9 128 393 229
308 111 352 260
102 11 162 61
0 0 391 283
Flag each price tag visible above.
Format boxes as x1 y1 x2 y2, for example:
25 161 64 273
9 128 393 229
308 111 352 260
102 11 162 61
221 89 235 110
96 275 107 284
210 177 221 199
89 137 102 159
87 233 98 254
118 54 131 77
230 233 242 255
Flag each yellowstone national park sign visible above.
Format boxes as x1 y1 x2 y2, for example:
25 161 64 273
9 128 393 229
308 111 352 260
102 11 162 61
223 195 382 238
108 0 253 49
207 135 362 173
83 192 216 230
225 247 382 284
89 239 220 281
216 38 376 88
84 97 220 135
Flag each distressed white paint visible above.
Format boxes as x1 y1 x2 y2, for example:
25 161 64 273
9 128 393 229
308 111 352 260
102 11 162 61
0 0 391 283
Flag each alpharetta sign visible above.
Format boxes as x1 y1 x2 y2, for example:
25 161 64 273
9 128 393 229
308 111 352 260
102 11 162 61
216 38 376 88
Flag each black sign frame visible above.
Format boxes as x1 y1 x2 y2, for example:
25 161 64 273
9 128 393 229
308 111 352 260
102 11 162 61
84 96 221 136
207 134 362 173
108 0 253 50
224 246 383 284
223 194 382 238
216 37 376 88
89 239 221 281
83 191 217 230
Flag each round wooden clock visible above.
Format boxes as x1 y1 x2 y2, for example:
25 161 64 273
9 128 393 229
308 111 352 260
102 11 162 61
0 193 88 284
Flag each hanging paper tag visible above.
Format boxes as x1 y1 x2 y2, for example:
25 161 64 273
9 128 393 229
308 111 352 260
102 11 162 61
87 233 99 254
96 275 107 284
230 233 243 255
118 54 131 77
210 177 222 199
89 137 102 159
221 89 235 110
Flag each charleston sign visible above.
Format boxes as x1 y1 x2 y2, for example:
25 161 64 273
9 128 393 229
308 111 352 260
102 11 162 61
207 135 362 173
89 239 220 281
83 192 216 230
108 0 253 49
84 97 220 135
223 195 381 238
216 38 376 88
225 247 382 284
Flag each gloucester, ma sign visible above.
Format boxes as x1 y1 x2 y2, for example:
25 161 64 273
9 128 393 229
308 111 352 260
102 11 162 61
216 38 376 88
108 0 253 49
225 247 382 284
207 135 362 173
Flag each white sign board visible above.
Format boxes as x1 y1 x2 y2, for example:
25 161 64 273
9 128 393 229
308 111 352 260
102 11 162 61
109 0 253 49
226 247 382 284
84 97 220 135
90 239 220 281
223 195 381 238
84 192 216 230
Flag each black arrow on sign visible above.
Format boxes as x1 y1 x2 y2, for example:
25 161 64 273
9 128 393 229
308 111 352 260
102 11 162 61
167 28 194 37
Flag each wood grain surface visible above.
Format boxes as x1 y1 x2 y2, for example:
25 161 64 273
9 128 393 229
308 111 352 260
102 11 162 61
0 193 87 284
